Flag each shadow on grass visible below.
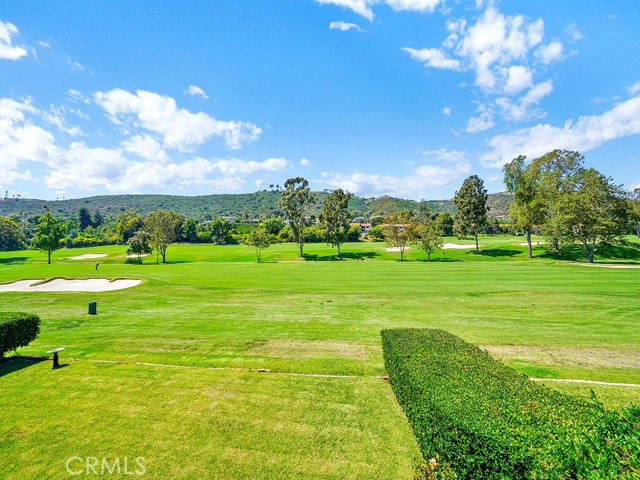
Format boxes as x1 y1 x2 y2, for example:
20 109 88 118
408 257 462 263
538 243 640 263
0 257 29 265
474 248 522 257
0 357 46 378
303 252 380 261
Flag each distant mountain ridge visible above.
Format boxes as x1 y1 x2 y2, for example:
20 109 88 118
0 191 512 220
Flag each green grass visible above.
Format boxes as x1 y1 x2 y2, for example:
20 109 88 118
1 236 639 478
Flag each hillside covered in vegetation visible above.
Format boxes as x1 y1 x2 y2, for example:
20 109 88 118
0 191 512 221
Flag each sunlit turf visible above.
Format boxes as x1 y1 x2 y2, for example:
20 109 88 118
0 235 639 478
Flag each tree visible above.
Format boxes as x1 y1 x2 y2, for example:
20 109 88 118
435 212 454 236
209 217 234 244
117 209 144 243
278 177 316 257
384 210 412 261
143 209 181 264
180 218 199 243
531 150 584 253
244 226 271 263
93 209 104 228
503 155 545 258
0 216 27 251
454 175 488 253
554 168 629 262
630 188 640 239
320 188 351 257
78 207 93 231
261 215 285 236
30 211 67 264
410 217 443 262
126 230 153 263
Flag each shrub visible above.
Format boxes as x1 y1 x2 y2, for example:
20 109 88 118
0 312 41 359
381 328 640 479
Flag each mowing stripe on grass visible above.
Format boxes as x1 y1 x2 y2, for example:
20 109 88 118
532 377 640 387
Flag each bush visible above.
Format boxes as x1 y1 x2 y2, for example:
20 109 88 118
381 328 640 480
0 312 41 359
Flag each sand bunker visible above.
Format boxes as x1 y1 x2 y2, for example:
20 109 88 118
442 243 478 249
126 254 149 258
519 241 546 246
0 278 141 292
569 262 640 269
68 253 107 260
385 246 410 252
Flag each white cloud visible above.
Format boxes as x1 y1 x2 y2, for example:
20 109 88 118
329 21 363 32
94 89 261 151
495 80 553 120
0 95 283 194
185 85 209 99
466 111 495 133
566 23 583 41
38 40 50 48
419 148 466 163
482 96 640 167
385 0 442 13
121 135 168 162
0 20 28 60
315 0 374 21
300 158 313 167
322 160 470 199
442 106 452 116
628 82 640 95
66 55 88 72
402 47 461 70
535 40 564 64
504 65 533 94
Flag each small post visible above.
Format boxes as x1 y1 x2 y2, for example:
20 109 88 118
88 301 97 315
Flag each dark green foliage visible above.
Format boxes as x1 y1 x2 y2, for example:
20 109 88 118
30 211 67 264
454 175 489 253
279 177 316 256
0 312 41 359
0 216 27 251
320 188 352 257
77 207 93 231
381 328 640 480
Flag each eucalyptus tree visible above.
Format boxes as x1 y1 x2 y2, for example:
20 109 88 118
410 217 443 262
320 188 351 258
454 175 488 253
555 168 629 262
530 150 583 253
278 177 316 257
630 188 640 238
384 210 412 261
503 155 545 258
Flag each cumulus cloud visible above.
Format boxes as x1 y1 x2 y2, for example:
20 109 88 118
0 95 285 194
628 82 640 95
322 151 470 198
329 21 363 32
535 40 564 64
185 85 209 98
300 158 313 167
466 111 495 133
385 0 442 13
495 80 553 120
402 47 461 70
442 106 452 116
322 163 470 199
315 0 374 21
482 96 640 167
566 23 583 41
0 20 28 60
404 4 564 121
94 88 261 151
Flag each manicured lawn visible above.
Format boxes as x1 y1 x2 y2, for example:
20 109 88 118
0 236 639 478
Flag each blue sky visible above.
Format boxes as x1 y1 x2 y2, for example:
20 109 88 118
1 0 639 201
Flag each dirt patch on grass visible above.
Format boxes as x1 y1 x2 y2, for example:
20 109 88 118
483 345 640 369
248 339 367 360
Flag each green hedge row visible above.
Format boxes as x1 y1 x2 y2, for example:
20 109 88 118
381 328 640 479
0 312 41 358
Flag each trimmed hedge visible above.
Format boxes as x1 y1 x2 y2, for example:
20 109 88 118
0 312 41 358
381 328 640 479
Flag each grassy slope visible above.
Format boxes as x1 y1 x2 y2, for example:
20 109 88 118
0 236 639 478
